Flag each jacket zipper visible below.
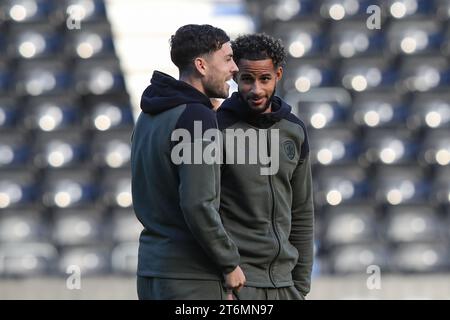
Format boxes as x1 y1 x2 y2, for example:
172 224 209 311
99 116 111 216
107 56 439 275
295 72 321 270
266 129 281 287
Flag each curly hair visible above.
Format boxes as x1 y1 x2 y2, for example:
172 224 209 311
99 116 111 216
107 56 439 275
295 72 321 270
170 24 230 73
231 33 287 68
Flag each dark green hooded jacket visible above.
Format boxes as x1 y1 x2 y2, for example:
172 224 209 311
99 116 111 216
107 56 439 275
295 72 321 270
131 71 239 280
217 92 314 296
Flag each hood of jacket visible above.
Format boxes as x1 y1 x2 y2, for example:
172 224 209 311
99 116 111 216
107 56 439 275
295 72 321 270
219 92 292 128
140 71 214 115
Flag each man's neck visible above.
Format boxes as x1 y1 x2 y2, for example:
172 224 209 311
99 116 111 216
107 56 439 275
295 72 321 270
262 103 272 114
179 74 206 96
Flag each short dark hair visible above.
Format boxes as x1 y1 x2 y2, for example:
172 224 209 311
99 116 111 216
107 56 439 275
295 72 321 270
231 33 287 68
170 24 230 73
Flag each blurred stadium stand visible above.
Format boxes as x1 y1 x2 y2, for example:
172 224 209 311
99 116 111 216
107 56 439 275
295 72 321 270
246 0 450 278
0 0 137 279
0 0 449 299
246 0 450 275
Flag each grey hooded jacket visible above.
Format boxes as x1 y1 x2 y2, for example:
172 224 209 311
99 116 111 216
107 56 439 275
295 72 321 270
217 92 314 296
131 71 240 280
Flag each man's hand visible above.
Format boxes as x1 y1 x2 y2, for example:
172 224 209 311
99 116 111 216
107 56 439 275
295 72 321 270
224 266 246 292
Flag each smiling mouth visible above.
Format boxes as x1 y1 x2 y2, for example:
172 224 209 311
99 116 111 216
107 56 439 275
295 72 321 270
250 98 264 105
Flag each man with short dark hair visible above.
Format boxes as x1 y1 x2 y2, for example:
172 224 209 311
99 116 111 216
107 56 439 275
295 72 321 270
217 33 314 300
131 24 245 300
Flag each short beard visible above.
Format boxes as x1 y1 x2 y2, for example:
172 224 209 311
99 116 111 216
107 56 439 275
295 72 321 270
240 85 277 115
204 77 228 99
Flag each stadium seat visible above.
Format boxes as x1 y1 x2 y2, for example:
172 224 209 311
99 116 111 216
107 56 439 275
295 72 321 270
361 128 419 165
52 210 104 246
314 165 370 207
0 208 47 243
391 243 450 273
0 242 58 277
22 95 81 131
373 165 430 205
99 168 132 208
330 244 389 274
309 128 362 166
0 131 31 168
58 246 110 276
322 204 380 247
384 205 445 243
351 92 408 128
91 130 131 168
111 208 142 243
41 168 98 208
33 130 88 168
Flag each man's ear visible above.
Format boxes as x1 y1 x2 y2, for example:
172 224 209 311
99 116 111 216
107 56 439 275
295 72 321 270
276 66 283 81
194 57 207 76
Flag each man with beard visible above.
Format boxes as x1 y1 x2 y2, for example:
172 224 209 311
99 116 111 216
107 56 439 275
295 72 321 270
217 33 314 300
131 24 245 300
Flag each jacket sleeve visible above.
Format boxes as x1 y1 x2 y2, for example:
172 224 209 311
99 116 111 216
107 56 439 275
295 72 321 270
175 105 240 275
289 144 315 297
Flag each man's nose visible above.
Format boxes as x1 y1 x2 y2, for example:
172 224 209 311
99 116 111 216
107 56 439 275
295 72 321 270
251 82 263 95
231 60 239 74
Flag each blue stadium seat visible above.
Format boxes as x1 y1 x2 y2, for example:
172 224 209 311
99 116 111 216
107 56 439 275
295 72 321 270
309 128 362 166
57 0 108 23
386 0 436 19
373 165 430 205
330 244 389 274
91 130 132 169
387 20 443 56
329 20 384 58
322 204 380 247
7 23 63 59
391 243 450 273
292 100 349 129
0 97 20 129
319 0 381 20
0 170 37 209
0 60 13 94
273 20 325 58
41 169 98 208
15 60 71 96
419 129 450 167
314 165 370 207
33 130 88 168
99 169 132 209
0 209 48 243
431 166 450 206
361 128 419 165
2 0 54 23
0 242 57 277
52 210 104 246
339 57 397 92
398 56 450 92
111 209 142 243
384 205 445 243
282 58 335 93
408 92 450 129
0 131 31 168
83 97 134 131
58 246 110 276
352 92 408 128
22 96 81 131
65 22 115 59
111 242 138 274
74 59 126 95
